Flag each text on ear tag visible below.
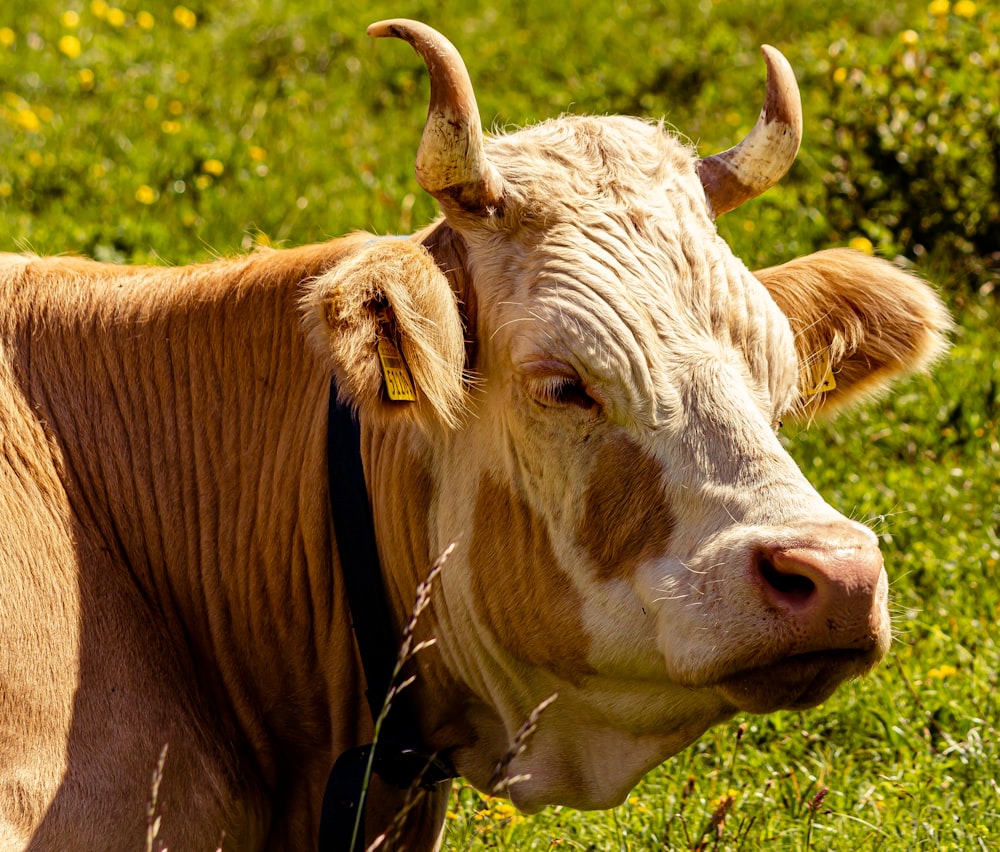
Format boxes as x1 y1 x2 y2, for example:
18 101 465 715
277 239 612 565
377 336 417 402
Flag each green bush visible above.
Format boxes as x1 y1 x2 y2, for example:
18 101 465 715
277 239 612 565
820 1 1000 285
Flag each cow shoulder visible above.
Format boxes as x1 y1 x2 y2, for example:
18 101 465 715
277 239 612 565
301 235 467 430
754 248 951 418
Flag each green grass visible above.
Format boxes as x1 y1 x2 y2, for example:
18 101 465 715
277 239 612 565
2 1 997 849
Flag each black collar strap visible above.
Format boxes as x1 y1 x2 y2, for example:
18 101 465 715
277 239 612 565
319 381 456 852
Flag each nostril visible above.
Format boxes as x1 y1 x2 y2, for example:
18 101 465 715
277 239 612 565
758 552 816 602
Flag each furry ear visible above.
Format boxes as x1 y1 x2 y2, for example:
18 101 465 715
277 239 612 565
754 248 951 418
302 237 467 430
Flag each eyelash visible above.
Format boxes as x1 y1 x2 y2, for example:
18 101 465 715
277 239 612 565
536 376 595 408
528 373 598 410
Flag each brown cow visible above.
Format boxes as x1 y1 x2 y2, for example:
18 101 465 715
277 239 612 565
0 19 948 852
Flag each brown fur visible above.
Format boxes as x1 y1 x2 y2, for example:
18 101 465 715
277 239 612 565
754 248 952 418
578 435 677 582
0 238 412 849
470 475 595 681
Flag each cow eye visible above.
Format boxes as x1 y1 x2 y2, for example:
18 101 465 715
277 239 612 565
526 369 598 410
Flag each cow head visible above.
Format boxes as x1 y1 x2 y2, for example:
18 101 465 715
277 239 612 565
303 21 950 811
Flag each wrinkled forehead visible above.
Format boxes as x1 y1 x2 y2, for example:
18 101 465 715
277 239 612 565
463 117 800 417
486 114 711 222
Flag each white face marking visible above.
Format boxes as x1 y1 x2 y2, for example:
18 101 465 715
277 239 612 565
422 115 888 811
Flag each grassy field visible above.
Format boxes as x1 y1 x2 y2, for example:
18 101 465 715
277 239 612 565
2 0 997 849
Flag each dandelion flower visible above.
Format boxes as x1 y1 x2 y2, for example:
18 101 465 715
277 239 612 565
106 7 126 27
58 35 82 58
899 29 919 45
832 66 848 84
61 10 80 28
928 664 958 679
16 110 41 132
953 0 975 16
136 11 155 30
90 0 108 19
78 68 95 90
849 236 875 255
927 0 950 15
173 5 197 29
202 158 224 176
0 182 12 198
135 184 157 204
0 27 15 47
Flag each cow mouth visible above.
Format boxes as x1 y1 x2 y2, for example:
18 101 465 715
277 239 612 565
711 648 878 714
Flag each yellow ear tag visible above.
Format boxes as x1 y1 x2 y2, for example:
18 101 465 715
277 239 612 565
804 353 837 397
377 335 417 402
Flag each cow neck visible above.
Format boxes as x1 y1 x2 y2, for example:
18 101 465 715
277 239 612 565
319 381 455 851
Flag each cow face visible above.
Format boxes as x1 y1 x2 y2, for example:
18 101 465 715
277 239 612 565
303 21 950 812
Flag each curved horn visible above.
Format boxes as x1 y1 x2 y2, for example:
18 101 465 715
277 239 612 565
697 45 802 218
368 19 502 213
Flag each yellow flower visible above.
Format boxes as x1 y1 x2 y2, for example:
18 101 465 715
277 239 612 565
900 29 919 45
160 119 181 134
928 0 950 15
849 236 874 255
173 5 197 29
195 174 212 190
0 27 15 47
78 67 95 89
61 10 80 28
26 150 44 166
58 34 82 58
928 664 958 679
135 184 157 205
953 0 976 16
202 158 224 176
167 99 183 115
106 7 126 27
0 182 12 197
90 0 108 19
832 66 848 84
249 145 267 162
16 110 40 132
136 11 155 30
491 802 517 818
144 94 158 110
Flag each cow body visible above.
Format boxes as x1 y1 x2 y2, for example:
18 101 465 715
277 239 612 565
0 20 949 852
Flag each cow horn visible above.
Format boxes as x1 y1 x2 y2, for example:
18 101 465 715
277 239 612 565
368 19 503 214
697 45 802 218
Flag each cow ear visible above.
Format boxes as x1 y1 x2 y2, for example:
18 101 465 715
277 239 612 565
754 248 951 419
302 237 468 430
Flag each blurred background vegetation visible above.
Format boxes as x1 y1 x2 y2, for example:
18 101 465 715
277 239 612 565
1 1 997 849
1 0 997 293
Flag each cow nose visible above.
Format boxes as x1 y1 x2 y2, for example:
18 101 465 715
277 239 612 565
752 525 886 649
